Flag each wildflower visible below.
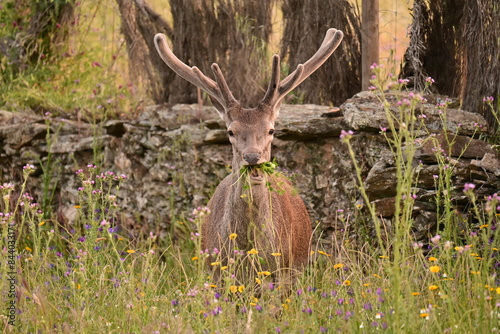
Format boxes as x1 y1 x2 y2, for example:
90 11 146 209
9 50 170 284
255 278 262 284
255 304 263 311
333 263 344 269
463 183 475 192
318 250 331 256
429 266 440 273
247 248 258 255
271 252 282 256
379 255 389 259
428 257 438 262
310 251 315 255
411 292 421 296
210 262 220 266
229 285 238 293
420 313 429 319
425 77 435 84
496 287 500 295
191 256 199 261
220 266 228 270
126 250 135 254
25 247 32 252
428 285 439 291
258 271 271 276
483 96 494 103
430 235 441 245
229 233 237 240
340 129 354 140
470 271 480 275
238 285 245 293
343 280 351 286
38 221 45 226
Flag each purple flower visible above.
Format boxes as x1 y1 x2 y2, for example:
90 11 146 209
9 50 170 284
302 307 313 315
255 305 263 312
463 183 475 192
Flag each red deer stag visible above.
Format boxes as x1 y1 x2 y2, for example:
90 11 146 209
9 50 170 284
154 28 343 280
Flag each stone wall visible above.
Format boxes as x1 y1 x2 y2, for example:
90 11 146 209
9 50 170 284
1 91 499 244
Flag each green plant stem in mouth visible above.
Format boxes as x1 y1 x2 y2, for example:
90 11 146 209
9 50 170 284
239 161 278 177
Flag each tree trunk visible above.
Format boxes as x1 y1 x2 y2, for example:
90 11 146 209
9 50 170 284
361 0 379 90
401 0 499 128
281 0 361 106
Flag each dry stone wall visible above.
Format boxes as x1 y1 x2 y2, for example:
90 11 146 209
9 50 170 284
1 91 499 245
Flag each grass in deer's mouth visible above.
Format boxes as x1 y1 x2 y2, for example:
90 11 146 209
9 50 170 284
239 161 278 176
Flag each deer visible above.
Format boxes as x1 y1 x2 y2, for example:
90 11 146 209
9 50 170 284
154 28 344 284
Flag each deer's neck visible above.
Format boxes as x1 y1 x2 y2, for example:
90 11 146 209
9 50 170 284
228 172 275 248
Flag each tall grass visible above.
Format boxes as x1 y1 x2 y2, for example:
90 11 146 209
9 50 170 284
1 68 500 333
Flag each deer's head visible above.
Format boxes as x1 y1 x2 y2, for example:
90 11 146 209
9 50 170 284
154 29 343 181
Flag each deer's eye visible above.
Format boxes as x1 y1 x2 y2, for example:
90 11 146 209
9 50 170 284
227 130 234 137
268 129 275 135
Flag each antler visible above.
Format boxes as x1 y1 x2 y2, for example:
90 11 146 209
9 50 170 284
153 33 238 109
261 28 344 107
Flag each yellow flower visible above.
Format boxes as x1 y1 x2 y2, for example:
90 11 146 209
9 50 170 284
77 284 81 289
343 280 351 286
255 278 262 284
25 247 32 252
496 287 500 295
38 221 45 226
379 255 389 259
210 284 217 288
428 257 438 262
479 224 489 229
210 261 220 266
126 249 135 254
258 271 271 276
373 274 381 279
333 263 344 269
221 266 228 270
429 266 440 273
454 246 464 252
229 285 238 293
191 256 199 261
420 313 429 318
74 205 81 209
247 249 258 255
470 271 480 275
271 252 282 257
238 285 245 293
428 285 439 291
411 292 421 296
318 250 331 256
229 233 238 240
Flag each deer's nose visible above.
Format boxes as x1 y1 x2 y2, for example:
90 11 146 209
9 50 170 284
243 153 261 165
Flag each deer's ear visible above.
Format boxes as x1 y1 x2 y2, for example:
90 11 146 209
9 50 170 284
210 96 231 123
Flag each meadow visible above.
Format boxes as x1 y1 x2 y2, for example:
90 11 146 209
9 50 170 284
1 68 500 332
2 1 500 333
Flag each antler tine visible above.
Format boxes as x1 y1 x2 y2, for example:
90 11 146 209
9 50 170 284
261 54 282 105
211 64 238 107
266 28 344 107
154 33 232 108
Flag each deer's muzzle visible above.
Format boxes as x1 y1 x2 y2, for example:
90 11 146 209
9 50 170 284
243 153 261 165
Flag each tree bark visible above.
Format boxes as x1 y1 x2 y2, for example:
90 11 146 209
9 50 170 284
361 0 379 90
